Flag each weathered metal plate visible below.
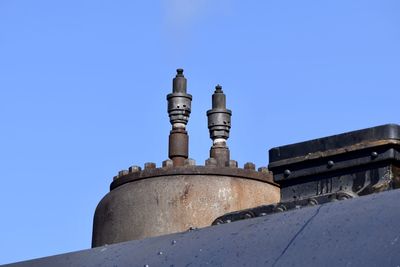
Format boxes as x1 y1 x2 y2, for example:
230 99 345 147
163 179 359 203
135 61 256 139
268 124 400 201
269 124 400 162
6 189 400 267
93 175 279 247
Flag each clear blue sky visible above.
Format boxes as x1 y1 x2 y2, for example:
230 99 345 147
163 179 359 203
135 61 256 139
1 0 399 264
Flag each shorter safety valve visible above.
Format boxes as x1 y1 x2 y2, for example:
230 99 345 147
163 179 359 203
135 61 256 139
207 85 232 166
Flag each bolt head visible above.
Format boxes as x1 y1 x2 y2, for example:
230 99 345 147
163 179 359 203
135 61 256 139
205 158 217 167
308 198 318 206
244 162 256 170
129 165 141 173
162 159 173 168
184 158 196 166
228 160 238 168
371 151 378 159
144 162 156 169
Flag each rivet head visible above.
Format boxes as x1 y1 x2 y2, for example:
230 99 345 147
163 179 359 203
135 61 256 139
205 158 217 167
244 212 253 219
162 159 173 168
371 151 378 159
327 160 335 168
214 219 223 225
284 169 291 177
308 198 318 206
276 205 287 212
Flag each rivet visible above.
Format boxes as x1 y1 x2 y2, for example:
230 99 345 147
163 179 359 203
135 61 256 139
276 205 287 212
158 251 163 255
284 169 291 177
244 213 253 219
112 175 118 181
327 160 334 168
308 198 318 206
171 240 177 245
337 193 351 201
371 151 378 159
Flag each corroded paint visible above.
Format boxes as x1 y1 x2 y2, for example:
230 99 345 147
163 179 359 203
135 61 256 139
92 175 280 247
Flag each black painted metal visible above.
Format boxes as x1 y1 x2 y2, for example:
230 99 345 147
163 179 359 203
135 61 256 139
269 124 400 201
6 189 400 267
215 124 400 224
269 124 400 162
212 191 355 225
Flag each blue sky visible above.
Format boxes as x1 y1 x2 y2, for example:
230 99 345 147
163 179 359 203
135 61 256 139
1 0 399 264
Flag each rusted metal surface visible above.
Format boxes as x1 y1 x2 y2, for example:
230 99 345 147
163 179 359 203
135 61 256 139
92 172 280 247
110 165 277 190
92 70 281 247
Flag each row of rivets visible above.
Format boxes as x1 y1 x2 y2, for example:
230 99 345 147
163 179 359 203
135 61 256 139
283 151 380 178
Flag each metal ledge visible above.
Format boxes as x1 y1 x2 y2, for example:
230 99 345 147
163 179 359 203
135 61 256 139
110 166 277 191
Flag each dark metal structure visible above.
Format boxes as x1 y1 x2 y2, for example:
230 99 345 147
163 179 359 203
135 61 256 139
5 69 400 266
214 124 400 224
6 189 400 267
167 69 192 167
91 69 279 247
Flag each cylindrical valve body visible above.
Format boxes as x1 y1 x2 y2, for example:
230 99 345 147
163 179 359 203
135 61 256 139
207 85 232 143
167 69 192 166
